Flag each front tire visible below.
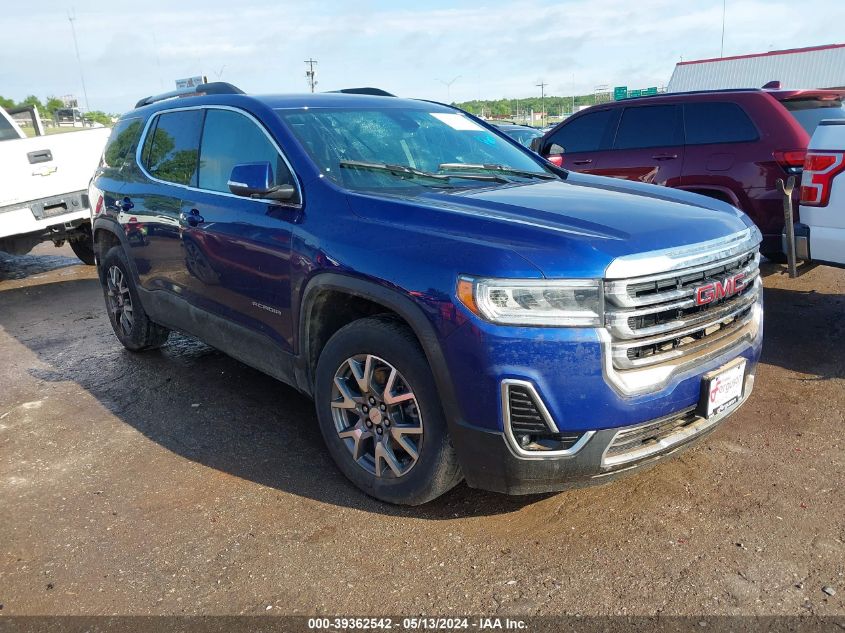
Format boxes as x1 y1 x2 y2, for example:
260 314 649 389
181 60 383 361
100 246 170 351
314 316 462 505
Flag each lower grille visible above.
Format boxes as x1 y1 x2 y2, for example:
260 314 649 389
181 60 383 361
603 407 698 464
601 374 752 470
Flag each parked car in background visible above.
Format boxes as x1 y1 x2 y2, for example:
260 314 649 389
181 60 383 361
0 105 110 263
785 119 845 268
89 83 763 505
534 87 845 259
491 122 543 148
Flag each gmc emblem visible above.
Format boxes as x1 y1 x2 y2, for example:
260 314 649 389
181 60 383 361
694 273 746 306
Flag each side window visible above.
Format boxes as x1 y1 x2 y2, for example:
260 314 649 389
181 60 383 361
0 114 19 141
613 105 681 150
684 102 758 145
102 117 143 169
546 109 615 153
142 110 203 186
198 109 292 193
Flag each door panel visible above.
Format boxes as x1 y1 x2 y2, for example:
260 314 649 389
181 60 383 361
177 192 296 351
597 104 684 187
542 108 618 174
174 107 298 351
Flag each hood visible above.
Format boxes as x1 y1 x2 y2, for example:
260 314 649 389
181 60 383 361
346 172 755 279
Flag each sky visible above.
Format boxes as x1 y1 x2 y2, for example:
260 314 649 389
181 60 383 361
1 0 843 114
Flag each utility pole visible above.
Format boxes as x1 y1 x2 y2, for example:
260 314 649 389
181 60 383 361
67 9 90 111
305 58 318 93
536 81 547 127
720 0 726 57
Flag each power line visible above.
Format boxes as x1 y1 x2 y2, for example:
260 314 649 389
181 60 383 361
67 9 90 111
305 58 318 93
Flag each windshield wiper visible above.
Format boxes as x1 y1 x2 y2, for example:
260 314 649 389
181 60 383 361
438 163 556 180
339 160 508 183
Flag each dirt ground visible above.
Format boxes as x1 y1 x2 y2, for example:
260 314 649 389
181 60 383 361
0 242 843 617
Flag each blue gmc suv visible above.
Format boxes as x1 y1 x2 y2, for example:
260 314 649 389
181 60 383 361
88 82 763 505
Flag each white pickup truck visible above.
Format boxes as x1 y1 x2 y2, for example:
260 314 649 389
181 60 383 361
0 106 110 263
785 119 845 269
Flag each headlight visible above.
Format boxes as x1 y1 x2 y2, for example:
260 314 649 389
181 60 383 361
457 276 603 327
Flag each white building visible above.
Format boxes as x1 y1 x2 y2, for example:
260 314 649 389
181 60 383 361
667 44 845 93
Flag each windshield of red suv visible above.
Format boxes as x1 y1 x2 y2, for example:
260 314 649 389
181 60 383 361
276 107 553 190
781 97 845 134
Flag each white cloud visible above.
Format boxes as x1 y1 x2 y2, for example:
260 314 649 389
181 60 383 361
1 0 843 113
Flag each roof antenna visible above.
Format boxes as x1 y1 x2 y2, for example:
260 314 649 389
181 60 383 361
762 80 781 89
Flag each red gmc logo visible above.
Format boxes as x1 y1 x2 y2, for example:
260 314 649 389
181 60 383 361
694 273 746 306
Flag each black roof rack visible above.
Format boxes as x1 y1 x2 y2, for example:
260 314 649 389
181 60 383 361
135 82 244 109
330 87 396 97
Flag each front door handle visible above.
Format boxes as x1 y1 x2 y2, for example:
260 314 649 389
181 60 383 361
182 208 205 227
572 159 593 165
652 154 678 161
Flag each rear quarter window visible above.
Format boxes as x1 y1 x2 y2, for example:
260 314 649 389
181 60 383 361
684 102 758 145
141 109 204 186
781 98 845 135
102 117 144 169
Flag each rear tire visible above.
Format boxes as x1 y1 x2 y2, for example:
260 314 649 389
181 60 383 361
70 237 96 265
101 246 170 351
314 316 462 505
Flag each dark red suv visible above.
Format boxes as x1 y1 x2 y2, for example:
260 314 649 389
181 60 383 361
535 88 845 257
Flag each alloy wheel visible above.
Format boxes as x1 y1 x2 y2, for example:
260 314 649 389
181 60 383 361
106 265 134 336
330 354 423 478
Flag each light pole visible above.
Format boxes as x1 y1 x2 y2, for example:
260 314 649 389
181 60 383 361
67 10 90 111
720 0 726 57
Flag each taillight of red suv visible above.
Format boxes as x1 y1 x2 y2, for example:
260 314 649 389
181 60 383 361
800 152 845 207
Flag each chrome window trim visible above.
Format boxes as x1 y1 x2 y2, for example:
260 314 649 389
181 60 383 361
134 104 303 207
604 227 762 280
500 378 595 459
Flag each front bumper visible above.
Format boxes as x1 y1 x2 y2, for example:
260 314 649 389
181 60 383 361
451 373 755 495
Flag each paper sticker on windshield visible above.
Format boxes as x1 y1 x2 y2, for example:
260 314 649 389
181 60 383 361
429 113 484 131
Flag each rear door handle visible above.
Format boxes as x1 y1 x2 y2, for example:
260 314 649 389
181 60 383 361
27 149 53 164
572 159 593 165
652 154 678 161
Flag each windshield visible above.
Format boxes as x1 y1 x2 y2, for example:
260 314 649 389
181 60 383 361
781 98 845 134
276 107 554 191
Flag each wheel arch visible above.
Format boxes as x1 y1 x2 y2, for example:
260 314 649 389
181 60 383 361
297 273 462 426
93 217 140 284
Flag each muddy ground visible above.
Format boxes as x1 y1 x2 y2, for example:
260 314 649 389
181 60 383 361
0 242 843 617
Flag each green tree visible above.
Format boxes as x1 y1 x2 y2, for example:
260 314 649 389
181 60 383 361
44 97 64 118
20 95 45 112
0 95 15 109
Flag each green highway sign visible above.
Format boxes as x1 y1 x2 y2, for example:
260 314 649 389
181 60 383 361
613 86 628 101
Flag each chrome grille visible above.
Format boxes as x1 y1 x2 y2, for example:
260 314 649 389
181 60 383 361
604 248 761 371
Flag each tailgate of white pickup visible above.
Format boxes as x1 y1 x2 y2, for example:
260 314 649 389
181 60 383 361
0 127 110 210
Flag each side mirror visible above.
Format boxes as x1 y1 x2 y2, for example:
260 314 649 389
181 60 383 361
228 162 296 201
529 137 543 153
